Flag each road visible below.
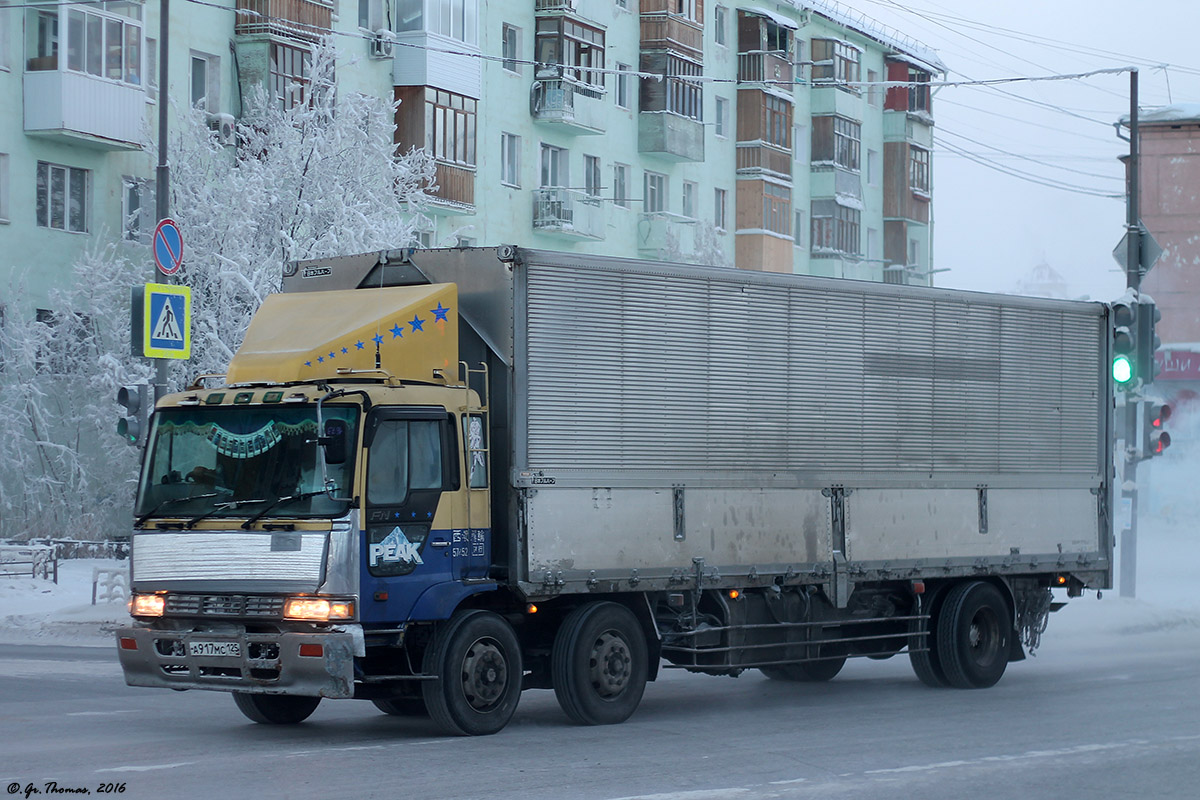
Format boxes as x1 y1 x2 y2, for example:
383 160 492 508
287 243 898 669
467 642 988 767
2 610 1199 800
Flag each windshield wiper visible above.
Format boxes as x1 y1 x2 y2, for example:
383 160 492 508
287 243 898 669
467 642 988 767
239 491 337 530
183 498 269 530
135 493 219 527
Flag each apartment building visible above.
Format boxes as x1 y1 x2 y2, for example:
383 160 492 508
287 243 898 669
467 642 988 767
0 0 944 313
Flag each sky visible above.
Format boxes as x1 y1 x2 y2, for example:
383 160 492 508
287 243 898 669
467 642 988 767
841 0 1200 300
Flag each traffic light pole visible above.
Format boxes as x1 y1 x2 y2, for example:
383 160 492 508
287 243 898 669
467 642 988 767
153 0 171 402
1120 69 1140 598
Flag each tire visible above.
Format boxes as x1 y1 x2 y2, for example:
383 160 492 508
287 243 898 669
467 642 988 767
936 581 1011 689
552 602 649 725
372 697 429 717
909 596 950 688
232 692 321 724
422 610 523 736
759 651 846 682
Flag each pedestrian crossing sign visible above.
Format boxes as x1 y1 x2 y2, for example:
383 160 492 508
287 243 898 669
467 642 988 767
143 283 192 359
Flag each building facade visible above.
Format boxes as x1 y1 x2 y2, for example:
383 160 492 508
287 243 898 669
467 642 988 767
0 0 943 314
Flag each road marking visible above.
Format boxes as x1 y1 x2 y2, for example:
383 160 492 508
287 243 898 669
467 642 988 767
767 778 808 785
67 710 138 717
606 791 751 800
96 762 195 773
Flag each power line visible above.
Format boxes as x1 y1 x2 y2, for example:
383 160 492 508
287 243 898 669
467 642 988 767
934 137 1124 199
937 129 1123 182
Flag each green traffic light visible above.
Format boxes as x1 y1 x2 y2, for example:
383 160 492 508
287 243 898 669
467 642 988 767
1113 354 1134 384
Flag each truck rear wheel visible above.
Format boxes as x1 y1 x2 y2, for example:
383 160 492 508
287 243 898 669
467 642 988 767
552 602 648 726
936 581 1010 689
232 692 321 724
422 610 523 736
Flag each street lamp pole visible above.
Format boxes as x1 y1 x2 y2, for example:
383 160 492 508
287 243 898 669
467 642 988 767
153 0 171 399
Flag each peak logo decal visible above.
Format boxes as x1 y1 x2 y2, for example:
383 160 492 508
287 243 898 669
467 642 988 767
369 527 424 567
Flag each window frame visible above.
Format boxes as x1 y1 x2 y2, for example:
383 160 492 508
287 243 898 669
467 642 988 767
427 89 477 167
35 161 88 234
501 23 520 73
500 131 520 188
644 171 667 214
613 163 630 209
713 186 727 231
910 145 930 194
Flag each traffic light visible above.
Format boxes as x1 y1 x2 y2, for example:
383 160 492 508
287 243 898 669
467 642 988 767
117 384 152 447
1137 299 1162 386
1143 401 1172 459
1111 298 1137 389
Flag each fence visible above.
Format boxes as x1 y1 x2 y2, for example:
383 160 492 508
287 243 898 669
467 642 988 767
0 545 59 583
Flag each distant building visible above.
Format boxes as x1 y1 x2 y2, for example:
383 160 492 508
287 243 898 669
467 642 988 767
1012 259 1069 300
1123 103 1200 404
0 1 944 318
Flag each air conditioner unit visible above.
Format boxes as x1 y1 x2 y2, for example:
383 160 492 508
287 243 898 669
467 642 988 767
206 112 236 146
369 32 393 59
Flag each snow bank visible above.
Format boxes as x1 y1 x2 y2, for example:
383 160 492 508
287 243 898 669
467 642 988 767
0 558 130 647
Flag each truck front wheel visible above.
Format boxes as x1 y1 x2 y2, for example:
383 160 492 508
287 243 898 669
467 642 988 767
422 610 523 736
232 692 321 724
552 602 648 726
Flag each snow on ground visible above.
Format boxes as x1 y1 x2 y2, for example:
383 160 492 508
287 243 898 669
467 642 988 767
0 558 130 647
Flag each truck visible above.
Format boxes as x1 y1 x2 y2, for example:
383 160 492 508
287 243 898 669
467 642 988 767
117 246 1115 735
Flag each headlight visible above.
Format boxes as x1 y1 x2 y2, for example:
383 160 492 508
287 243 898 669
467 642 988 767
283 597 355 621
130 593 166 617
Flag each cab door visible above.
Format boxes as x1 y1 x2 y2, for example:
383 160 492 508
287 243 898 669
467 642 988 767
359 407 457 625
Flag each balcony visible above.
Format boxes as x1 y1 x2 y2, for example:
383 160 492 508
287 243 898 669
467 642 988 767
428 161 475 212
530 76 607 135
640 14 703 60
736 143 792 179
532 189 605 240
23 70 144 150
637 212 696 255
737 52 793 87
235 0 332 41
639 112 704 163
883 110 934 147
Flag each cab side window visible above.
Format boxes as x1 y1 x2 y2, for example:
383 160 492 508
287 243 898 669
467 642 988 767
367 420 444 505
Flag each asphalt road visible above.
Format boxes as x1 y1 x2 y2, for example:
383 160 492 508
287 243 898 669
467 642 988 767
2 618 1198 800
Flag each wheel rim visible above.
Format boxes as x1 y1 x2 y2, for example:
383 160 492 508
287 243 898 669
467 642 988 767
589 630 632 699
967 606 1001 667
460 636 508 711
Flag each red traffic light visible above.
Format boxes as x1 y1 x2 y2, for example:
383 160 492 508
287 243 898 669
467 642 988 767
1148 403 1171 428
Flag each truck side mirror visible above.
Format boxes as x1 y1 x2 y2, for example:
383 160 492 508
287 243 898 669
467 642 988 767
321 419 348 465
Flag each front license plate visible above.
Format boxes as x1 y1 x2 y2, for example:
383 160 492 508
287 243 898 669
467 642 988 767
188 640 241 658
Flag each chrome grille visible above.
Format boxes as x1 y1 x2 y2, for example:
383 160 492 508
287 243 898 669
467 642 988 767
165 593 285 618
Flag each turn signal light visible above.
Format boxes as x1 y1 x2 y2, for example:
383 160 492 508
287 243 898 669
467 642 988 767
130 593 166 617
728 589 741 600
283 597 355 621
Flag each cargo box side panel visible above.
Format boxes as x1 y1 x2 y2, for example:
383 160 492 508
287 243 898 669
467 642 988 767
846 488 1101 563
525 487 832 577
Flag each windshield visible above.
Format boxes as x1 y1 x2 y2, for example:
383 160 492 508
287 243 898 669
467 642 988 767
135 405 359 521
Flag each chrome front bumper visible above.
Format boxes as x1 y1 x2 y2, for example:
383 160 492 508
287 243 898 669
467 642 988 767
116 624 357 698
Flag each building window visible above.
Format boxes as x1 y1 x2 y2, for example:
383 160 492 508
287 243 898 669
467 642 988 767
867 69 880 107
25 9 59 71
763 94 792 150
616 62 631 109
714 6 728 46
794 209 805 248
359 0 387 31
908 239 921 267
428 89 477 166
0 8 10 70
682 181 697 218
540 143 568 188
763 183 790 236
714 187 727 231
644 171 667 214
500 132 520 187
812 115 861 171
122 177 153 243
397 0 478 45
192 51 221 110
867 149 879 186
714 96 728 138
535 16 605 95
811 202 860 256
664 55 702 120
910 146 930 194
145 37 157 101
60 5 142 85
811 38 861 92
584 155 602 201
36 162 88 233
909 68 931 114
675 0 700 23
613 163 630 208
502 23 519 73
0 154 9 224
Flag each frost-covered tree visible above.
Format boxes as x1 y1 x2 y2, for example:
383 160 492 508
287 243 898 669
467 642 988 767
0 42 434 541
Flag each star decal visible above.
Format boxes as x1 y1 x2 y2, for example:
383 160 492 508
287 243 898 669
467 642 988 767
329 351 336 360
431 302 450 322
305 361 312 367
372 333 384 346
341 347 348 355
355 340 365 350
390 323 404 338
409 315 425 332
317 356 325 363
